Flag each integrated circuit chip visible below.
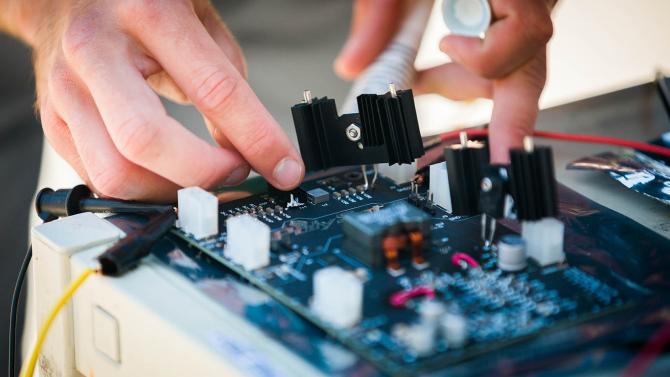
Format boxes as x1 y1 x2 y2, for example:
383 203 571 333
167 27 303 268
306 188 330 204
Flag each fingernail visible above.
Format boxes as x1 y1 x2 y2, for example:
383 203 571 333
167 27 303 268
273 157 303 189
224 166 249 186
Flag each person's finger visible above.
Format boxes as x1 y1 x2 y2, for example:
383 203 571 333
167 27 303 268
440 0 553 79
48 62 180 201
203 116 234 150
62 29 250 190
146 71 191 105
414 62 493 100
39 100 90 183
488 49 547 163
122 4 303 190
143 4 246 105
334 0 403 80
195 1 247 78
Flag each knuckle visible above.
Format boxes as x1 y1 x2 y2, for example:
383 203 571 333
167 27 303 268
470 60 499 80
62 15 100 63
49 64 76 93
193 68 240 114
112 115 160 163
526 13 554 46
118 0 187 27
89 166 132 199
537 20 554 44
236 121 273 158
118 0 161 24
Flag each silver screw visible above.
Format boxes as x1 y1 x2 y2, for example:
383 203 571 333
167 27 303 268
346 124 362 142
481 177 493 192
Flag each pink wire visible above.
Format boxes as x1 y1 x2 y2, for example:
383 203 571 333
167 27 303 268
389 286 436 307
451 252 480 268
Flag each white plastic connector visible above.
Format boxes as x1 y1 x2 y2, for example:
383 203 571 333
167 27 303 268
377 161 417 185
441 312 467 348
177 187 218 239
311 267 363 328
429 162 452 212
225 215 270 270
522 217 565 266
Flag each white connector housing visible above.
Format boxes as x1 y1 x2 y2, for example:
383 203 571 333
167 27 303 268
429 162 452 212
441 312 467 348
522 217 565 266
377 161 417 185
225 215 270 270
310 267 363 328
178 187 218 239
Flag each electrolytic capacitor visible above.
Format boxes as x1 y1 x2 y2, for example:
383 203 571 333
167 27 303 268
497 235 527 272
443 133 489 216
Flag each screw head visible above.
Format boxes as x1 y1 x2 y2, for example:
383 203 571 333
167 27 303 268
481 177 493 192
346 124 361 142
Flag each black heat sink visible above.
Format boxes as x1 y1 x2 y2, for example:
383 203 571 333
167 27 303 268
509 146 558 221
291 89 424 172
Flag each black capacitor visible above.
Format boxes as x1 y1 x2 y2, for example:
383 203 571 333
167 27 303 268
509 145 558 221
443 142 489 216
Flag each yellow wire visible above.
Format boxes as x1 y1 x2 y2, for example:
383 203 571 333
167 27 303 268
20 268 96 377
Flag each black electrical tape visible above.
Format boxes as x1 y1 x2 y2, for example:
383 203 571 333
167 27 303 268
97 210 176 276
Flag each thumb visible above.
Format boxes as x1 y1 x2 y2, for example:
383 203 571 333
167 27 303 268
334 0 403 80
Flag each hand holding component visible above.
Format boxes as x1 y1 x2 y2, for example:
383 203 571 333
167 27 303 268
440 0 556 163
337 0 556 164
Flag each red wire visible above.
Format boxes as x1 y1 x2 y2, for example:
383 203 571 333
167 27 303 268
389 286 436 307
621 321 670 377
437 128 670 158
451 252 480 268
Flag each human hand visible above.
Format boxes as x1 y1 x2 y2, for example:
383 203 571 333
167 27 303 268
14 0 304 202
335 0 555 163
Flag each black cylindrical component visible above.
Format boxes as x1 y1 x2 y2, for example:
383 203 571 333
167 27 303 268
98 210 176 276
509 146 558 221
444 143 489 216
35 185 92 222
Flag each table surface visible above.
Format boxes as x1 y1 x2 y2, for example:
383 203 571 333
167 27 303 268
536 81 670 238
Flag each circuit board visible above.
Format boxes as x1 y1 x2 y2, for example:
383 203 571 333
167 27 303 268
172 168 660 377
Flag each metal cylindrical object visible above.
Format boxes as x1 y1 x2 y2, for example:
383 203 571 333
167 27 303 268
497 234 527 272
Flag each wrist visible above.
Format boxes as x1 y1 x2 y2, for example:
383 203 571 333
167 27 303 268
1 0 58 46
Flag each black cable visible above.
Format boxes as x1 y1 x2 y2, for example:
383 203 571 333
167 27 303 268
9 244 32 377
